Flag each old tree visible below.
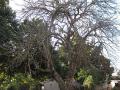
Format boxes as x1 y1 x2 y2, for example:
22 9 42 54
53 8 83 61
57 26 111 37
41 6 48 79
17 0 119 90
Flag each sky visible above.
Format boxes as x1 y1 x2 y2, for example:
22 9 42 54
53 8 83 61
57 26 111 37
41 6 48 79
9 0 120 74
9 0 24 11
9 0 24 19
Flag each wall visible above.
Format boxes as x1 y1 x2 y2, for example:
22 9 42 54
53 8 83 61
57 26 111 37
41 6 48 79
43 80 60 90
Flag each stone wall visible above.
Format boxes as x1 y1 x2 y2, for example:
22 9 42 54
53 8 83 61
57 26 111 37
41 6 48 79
43 80 60 90
94 84 112 90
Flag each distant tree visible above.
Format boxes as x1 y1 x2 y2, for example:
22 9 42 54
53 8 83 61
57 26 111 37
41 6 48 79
75 45 114 86
117 70 120 76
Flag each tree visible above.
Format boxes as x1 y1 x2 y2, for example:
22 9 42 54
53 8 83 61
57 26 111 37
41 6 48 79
117 70 120 77
74 45 113 89
0 0 19 77
0 18 50 89
0 0 18 45
10 19 51 78
21 0 119 90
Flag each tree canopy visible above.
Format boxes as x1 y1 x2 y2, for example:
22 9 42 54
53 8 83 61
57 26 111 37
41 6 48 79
0 0 119 90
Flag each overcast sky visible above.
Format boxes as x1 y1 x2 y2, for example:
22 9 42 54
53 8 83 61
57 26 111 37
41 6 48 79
9 0 120 74
9 0 24 10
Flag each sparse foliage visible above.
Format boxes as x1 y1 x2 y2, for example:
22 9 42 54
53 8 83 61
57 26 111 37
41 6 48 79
21 0 119 90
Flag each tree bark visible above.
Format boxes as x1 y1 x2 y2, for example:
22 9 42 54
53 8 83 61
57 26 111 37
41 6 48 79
65 78 76 90
53 70 66 90
64 62 77 90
